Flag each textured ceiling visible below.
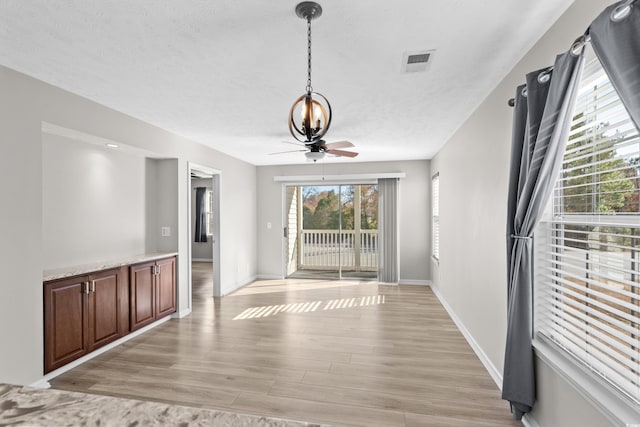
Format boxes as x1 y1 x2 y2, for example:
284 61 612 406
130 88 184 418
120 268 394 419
0 0 574 165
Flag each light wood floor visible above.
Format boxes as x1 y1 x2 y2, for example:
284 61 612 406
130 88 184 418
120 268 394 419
51 262 520 426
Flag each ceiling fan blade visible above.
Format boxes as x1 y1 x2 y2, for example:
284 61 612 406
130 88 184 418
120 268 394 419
269 149 307 155
324 141 354 149
327 149 359 158
281 140 306 147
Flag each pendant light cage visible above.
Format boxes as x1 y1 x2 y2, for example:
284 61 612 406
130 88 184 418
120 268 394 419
288 2 332 144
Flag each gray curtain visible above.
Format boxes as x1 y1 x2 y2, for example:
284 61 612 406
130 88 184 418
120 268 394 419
503 49 585 419
378 178 399 283
194 187 208 243
590 0 640 132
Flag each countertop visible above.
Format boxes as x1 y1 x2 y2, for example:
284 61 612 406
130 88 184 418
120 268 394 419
0 384 325 427
43 252 178 282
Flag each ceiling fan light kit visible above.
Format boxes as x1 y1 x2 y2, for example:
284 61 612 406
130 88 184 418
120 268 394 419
282 2 359 162
305 151 325 161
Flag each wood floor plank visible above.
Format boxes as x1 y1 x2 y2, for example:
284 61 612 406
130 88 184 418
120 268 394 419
169 359 307 382
328 361 497 386
269 380 517 425
231 391 406 427
301 370 501 402
89 380 240 408
50 263 517 426
405 411 520 427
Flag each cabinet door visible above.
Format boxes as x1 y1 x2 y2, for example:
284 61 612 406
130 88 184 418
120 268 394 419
44 277 88 373
130 262 156 331
156 257 176 318
87 269 121 351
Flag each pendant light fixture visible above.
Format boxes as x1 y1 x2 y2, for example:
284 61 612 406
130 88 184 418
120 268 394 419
288 2 332 145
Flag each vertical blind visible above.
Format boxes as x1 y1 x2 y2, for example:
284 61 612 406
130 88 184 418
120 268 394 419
432 173 440 260
536 55 640 402
378 178 399 283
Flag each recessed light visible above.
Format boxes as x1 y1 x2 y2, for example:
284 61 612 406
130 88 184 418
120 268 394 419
105 143 119 148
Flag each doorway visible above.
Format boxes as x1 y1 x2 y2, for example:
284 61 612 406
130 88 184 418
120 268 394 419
285 184 378 280
188 163 221 304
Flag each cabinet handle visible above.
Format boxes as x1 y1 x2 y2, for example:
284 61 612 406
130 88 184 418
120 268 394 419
90 280 96 293
83 281 90 294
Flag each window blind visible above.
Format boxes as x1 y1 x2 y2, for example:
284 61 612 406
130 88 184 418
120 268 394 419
432 173 440 260
535 55 640 403
206 190 214 236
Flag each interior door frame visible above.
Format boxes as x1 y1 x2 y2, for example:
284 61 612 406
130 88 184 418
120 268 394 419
187 162 221 304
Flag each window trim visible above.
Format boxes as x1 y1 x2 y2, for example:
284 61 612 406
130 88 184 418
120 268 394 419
532 336 640 426
533 53 640 423
432 172 440 262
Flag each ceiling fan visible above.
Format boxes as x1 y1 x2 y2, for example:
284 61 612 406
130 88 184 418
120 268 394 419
271 139 359 162
277 1 359 162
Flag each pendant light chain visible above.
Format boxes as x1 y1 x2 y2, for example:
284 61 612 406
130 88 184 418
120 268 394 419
306 17 313 93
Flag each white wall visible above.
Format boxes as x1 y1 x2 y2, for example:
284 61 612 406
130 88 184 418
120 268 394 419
154 159 179 255
42 134 149 269
256 160 430 283
0 64 257 385
430 1 616 426
0 67 43 387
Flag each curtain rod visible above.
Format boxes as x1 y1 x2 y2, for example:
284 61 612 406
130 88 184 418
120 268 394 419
507 0 635 107
507 34 590 107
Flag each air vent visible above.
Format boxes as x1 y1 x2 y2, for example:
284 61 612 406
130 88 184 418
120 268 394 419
407 53 430 64
402 49 435 73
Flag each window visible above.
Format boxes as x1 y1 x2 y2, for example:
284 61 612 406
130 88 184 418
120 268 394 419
535 57 640 403
432 173 440 261
206 190 214 236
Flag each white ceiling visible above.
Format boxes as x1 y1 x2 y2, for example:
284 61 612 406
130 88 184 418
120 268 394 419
0 0 574 165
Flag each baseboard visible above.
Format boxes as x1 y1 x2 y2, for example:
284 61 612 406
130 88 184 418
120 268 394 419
173 307 192 318
398 279 432 286
222 275 258 296
256 274 284 280
521 413 539 427
29 378 51 389
430 285 503 389
37 316 172 385
191 258 213 262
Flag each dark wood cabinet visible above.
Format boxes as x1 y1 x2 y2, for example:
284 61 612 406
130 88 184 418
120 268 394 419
44 268 125 373
130 257 176 331
156 257 177 318
44 277 88 373
44 256 175 373
87 269 123 351
130 261 156 330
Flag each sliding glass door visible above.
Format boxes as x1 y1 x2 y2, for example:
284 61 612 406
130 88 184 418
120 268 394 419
285 184 378 280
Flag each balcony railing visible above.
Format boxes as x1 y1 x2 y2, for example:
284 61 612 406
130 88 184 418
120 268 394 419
300 229 378 271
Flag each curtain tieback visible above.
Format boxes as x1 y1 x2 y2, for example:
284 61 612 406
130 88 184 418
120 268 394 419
511 234 532 241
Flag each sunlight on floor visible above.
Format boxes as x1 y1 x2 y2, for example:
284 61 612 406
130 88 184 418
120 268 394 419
233 294 386 320
230 278 373 296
